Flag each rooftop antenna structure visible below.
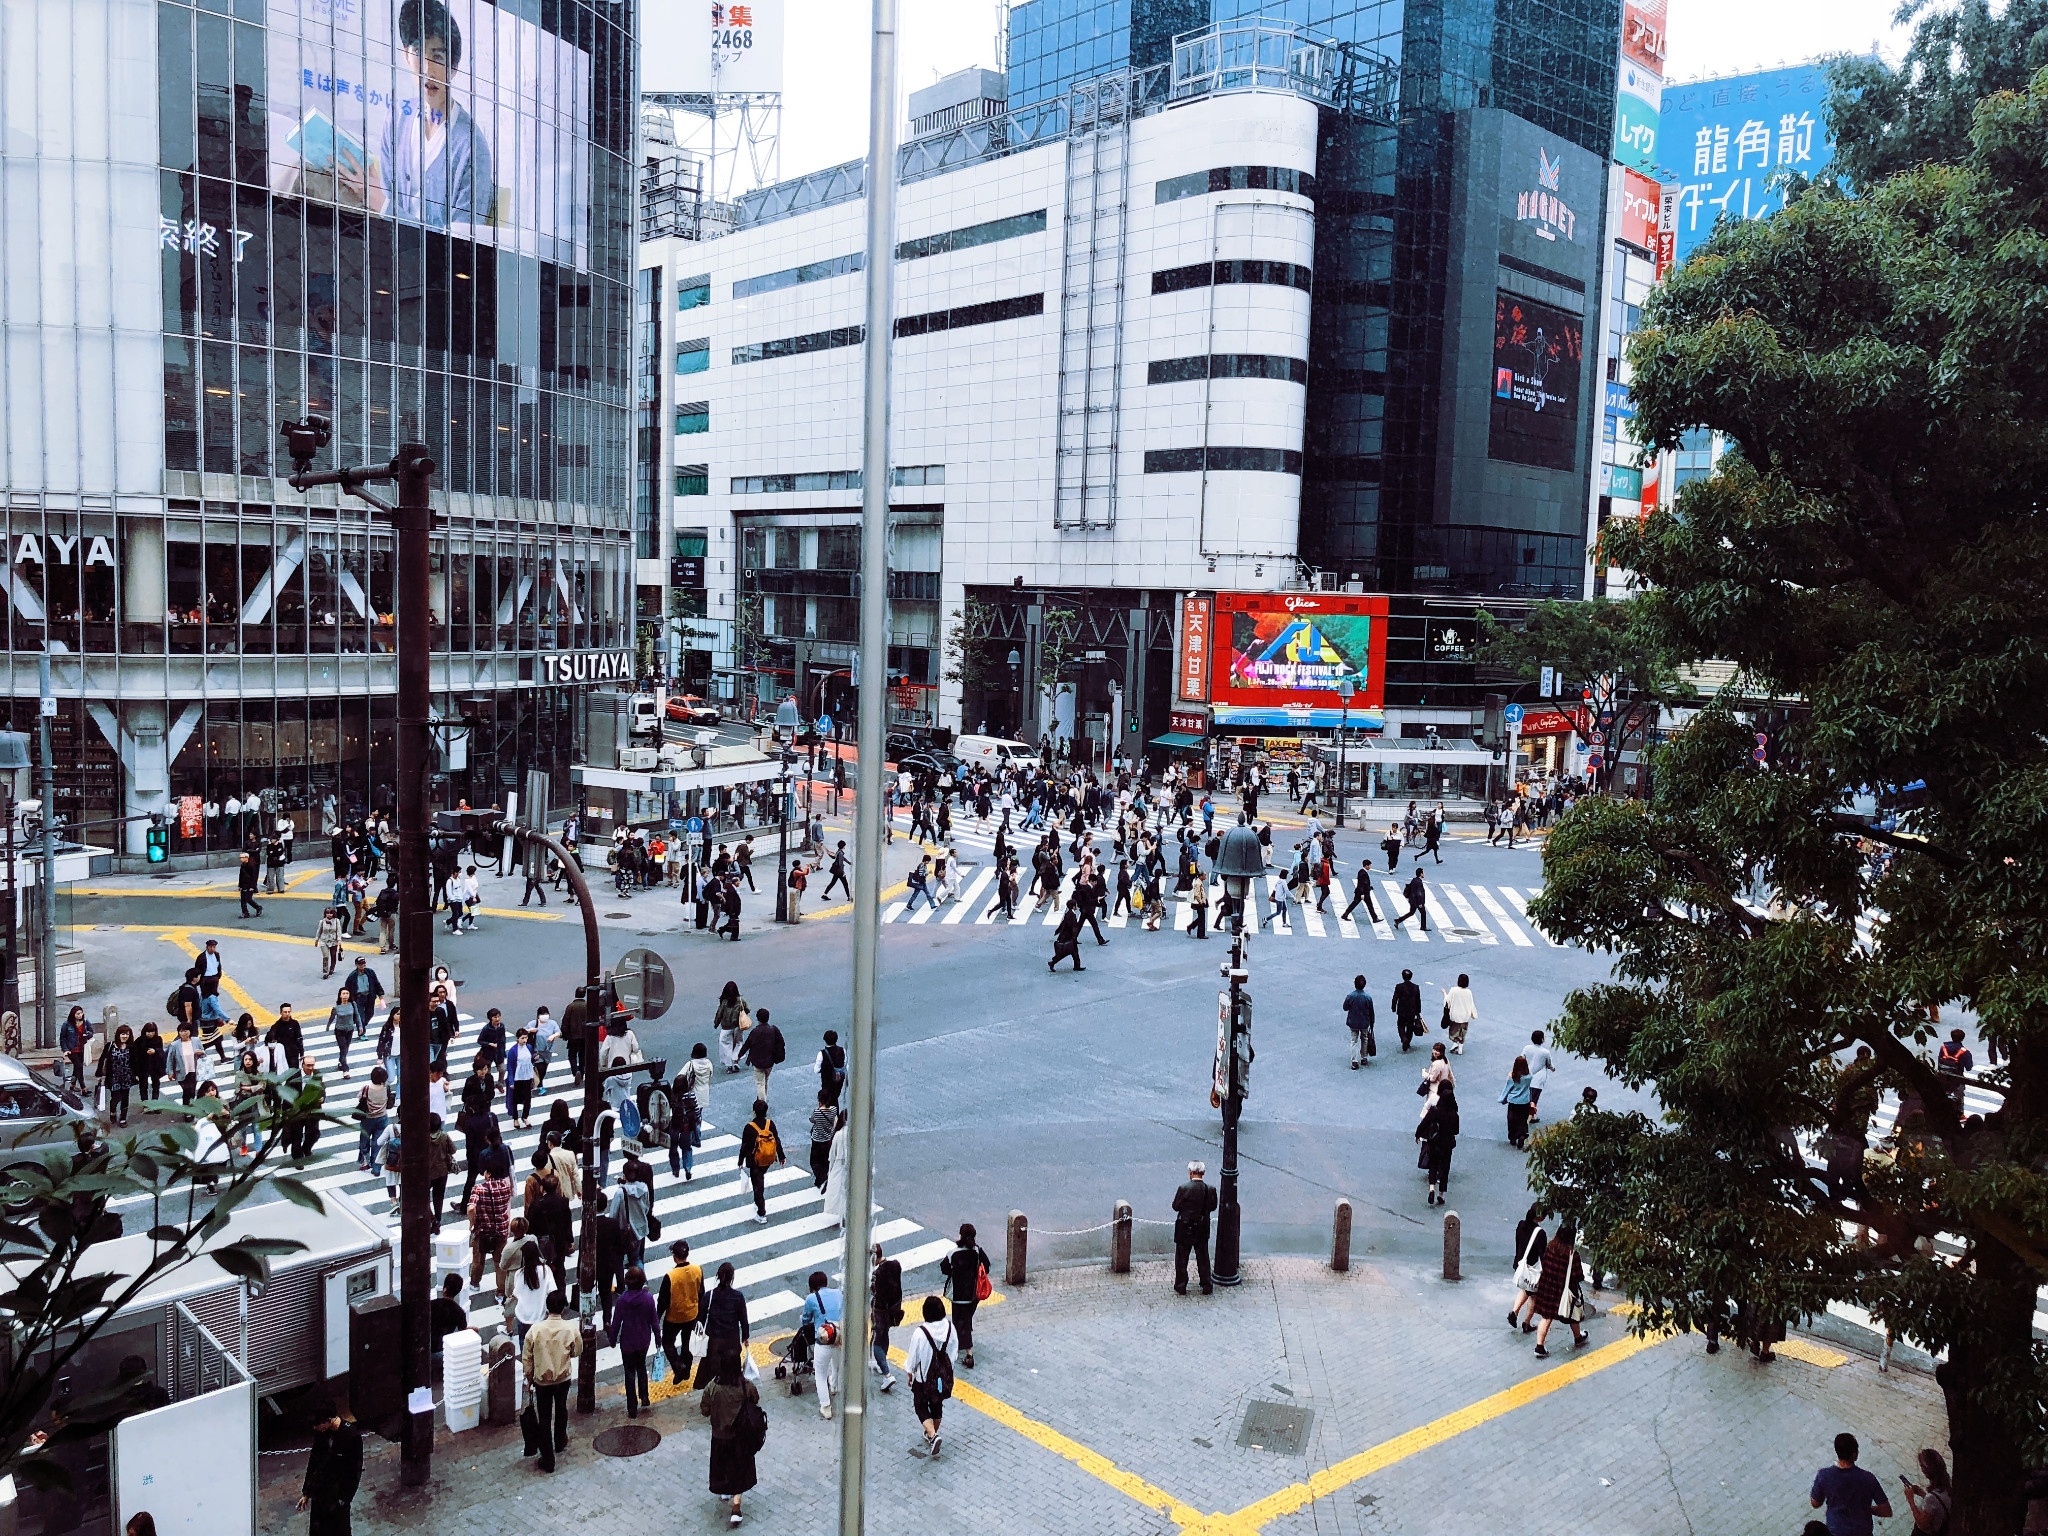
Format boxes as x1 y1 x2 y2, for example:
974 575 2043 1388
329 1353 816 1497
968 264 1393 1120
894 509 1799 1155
642 0 785 208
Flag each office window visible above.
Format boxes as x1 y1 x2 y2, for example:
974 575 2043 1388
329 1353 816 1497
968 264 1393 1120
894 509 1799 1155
675 463 708 495
1150 260 1313 295
676 400 709 434
1144 446 1303 474
891 465 946 485
1155 166 1316 204
731 325 865 365
730 470 863 493
733 252 863 299
1147 355 1308 385
894 293 1044 339
676 338 709 375
895 210 1048 262
675 273 710 310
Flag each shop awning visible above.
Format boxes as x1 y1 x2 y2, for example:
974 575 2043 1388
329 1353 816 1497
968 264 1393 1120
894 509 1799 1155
1148 732 1207 749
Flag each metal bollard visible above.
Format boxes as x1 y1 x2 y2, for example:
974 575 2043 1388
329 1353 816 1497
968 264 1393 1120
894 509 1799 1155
1006 1209 1028 1286
1111 1201 1132 1273
1331 1198 1352 1272
1442 1210 1461 1281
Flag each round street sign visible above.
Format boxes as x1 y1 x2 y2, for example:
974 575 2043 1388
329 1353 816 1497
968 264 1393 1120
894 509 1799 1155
613 948 675 1022
684 815 706 834
1502 703 1524 724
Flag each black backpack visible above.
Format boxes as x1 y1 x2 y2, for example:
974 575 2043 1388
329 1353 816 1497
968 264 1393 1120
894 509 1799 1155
736 1396 768 1455
920 1325 955 1399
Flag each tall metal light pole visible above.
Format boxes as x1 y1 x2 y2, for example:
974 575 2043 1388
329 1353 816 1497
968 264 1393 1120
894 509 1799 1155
774 752 795 922
1211 821 1264 1287
283 420 439 1484
34 654 57 1049
1334 675 1354 829
837 0 900 1523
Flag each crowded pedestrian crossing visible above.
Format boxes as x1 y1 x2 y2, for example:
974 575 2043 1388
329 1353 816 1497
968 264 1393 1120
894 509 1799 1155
250 1018 951 1376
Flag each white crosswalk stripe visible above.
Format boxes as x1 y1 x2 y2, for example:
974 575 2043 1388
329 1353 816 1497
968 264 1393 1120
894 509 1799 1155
195 1019 948 1353
1438 885 1497 944
1498 887 1560 946
1468 884 1534 946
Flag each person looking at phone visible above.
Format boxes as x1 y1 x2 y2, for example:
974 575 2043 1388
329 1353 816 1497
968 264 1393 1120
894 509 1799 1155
351 0 494 229
1898 1449 1951 1533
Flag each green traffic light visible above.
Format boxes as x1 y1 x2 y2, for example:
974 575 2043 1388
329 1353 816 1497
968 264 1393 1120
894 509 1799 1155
145 826 169 863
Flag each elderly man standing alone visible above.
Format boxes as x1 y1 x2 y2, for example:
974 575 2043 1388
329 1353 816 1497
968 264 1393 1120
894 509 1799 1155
1172 1161 1220 1296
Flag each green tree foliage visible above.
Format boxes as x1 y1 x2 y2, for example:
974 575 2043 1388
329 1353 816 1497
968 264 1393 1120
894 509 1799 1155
1530 69 2048 1533
1473 599 1689 793
1 1074 325 1491
941 598 1001 695
1826 0 2048 192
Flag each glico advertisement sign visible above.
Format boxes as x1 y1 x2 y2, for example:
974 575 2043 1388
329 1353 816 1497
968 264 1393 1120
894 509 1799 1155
1209 592 1389 732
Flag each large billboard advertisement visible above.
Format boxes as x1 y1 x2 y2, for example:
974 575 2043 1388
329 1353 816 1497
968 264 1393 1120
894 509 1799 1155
1621 0 1667 73
1659 65 1835 267
267 0 592 266
1490 293 1583 471
1208 592 1388 731
643 0 785 94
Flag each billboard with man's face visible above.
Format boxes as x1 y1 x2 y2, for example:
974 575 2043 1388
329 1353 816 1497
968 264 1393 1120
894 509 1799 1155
268 0 592 267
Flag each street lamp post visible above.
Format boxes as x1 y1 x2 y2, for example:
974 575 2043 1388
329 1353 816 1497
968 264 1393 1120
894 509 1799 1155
282 417 439 1486
1334 675 1355 829
1007 649 1022 737
1210 821 1265 1287
774 751 795 922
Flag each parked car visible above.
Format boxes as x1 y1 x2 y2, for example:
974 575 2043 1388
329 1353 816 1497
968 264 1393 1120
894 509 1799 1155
0 1055 100 1205
626 693 663 738
664 693 722 725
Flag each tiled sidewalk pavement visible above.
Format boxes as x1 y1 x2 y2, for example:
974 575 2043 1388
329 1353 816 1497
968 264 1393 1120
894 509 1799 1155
262 1256 1947 1536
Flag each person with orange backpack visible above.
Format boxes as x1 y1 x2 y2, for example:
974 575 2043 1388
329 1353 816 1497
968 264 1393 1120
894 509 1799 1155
937 1222 993 1369
737 1099 784 1225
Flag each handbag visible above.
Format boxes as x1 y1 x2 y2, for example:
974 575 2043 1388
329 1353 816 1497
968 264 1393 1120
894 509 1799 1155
1416 1139 1432 1169
1513 1229 1545 1293
1562 1248 1586 1324
647 1211 662 1241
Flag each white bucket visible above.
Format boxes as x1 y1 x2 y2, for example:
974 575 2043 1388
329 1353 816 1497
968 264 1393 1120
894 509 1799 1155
434 1235 468 1272
442 1330 484 1431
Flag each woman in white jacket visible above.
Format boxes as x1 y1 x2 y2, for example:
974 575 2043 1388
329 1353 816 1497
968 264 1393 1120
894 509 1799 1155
821 1112 850 1228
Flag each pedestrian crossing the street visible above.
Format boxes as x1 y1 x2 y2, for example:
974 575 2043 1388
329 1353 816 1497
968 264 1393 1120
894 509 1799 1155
220 1020 951 1375
880 867 1561 945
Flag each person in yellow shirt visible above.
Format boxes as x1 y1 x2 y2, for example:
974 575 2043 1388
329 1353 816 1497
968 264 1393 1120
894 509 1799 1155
657 1238 704 1386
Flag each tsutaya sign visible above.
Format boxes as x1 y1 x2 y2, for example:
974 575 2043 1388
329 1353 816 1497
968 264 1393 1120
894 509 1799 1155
538 650 635 685
1514 148 1579 243
8 533 118 567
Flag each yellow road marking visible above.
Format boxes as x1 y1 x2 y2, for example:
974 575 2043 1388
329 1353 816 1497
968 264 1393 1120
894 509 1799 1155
1773 1337 1848 1368
807 877 911 922
884 1344 1207 1527
1218 1328 1674 1534
156 930 275 1027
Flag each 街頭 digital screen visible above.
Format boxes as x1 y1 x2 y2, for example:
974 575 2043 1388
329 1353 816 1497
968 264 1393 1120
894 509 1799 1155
268 0 592 267
1489 292 1583 471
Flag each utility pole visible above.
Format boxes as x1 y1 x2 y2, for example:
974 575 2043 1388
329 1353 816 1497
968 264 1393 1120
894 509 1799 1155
1334 675 1354 829
282 420 438 1485
36 653 57 1050
838 0 900 1523
1213 923 1249 1285
774 752 794 922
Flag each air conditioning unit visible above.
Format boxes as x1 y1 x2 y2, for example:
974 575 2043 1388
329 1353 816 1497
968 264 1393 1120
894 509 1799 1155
617 746 658 771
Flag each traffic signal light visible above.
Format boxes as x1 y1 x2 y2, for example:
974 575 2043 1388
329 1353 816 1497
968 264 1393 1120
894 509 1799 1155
145 815 169 863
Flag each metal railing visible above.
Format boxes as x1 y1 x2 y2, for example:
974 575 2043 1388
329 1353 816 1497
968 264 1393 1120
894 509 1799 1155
169 1299 252 1403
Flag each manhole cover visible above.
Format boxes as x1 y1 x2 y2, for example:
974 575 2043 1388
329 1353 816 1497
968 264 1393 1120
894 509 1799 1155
591 1424 661 1457
1236 1400 1313 1456
1445 926 1482 938
605 911 632 919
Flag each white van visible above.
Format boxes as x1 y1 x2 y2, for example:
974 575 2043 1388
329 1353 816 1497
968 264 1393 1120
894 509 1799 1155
955 734 1040 772
627 693 663 739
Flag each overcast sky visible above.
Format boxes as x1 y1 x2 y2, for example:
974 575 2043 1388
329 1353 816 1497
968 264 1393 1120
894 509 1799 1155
682 0 1919 188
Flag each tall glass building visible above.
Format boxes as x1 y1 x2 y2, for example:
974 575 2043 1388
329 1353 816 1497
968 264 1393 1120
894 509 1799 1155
0 0 638 858
1008 0 1619 601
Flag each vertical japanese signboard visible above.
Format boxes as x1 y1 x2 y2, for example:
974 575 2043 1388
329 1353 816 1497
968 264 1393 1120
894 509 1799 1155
1179 596 1213 702
1660 65 1835 267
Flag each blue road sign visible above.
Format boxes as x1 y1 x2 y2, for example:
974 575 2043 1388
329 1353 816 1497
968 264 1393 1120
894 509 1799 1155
685 815 706 834
1503 703 1525 725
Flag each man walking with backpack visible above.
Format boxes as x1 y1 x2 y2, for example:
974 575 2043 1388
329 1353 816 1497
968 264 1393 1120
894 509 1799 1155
737 1099 784 1224
1393 863 1430 931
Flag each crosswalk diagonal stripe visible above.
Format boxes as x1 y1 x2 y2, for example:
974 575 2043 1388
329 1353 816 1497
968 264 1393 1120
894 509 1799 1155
1468 884 1533 946
1498 886 1559 945
1381 881 1428 940
1438 885 1497 944
941 867 995 924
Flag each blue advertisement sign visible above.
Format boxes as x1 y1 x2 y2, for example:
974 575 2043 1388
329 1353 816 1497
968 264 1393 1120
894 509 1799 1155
1614 91 1660 176
1604 382 1634 418
1657 65 1835 267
